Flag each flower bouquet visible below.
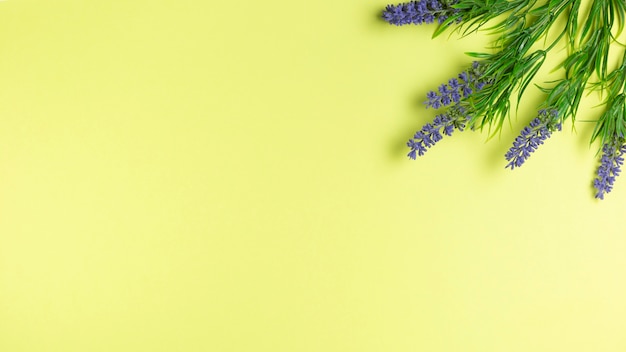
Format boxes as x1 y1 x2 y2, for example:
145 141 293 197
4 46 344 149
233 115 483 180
382 0 626 199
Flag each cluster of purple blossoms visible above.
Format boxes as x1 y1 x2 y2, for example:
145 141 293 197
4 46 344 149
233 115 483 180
425 61 489 109
382 0 459 26
407 105 470 159
593 139 626 199
505 109 561 169
407 61 492 159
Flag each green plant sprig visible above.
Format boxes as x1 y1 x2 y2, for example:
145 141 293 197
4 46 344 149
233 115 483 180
460 0 574 135
591 50 626 145
531 0 622 147
540 23 616 128
434 0 538 38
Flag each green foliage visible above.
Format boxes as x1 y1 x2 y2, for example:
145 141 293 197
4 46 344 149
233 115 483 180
435 0 626 148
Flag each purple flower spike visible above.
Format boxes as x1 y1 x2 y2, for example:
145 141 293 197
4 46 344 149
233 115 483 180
407 104 470 159
382 0 459 26
505 109 561 169
425 61 491 109
593 140 626 199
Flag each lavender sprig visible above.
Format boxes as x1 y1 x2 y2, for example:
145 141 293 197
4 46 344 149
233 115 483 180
407 61 491 158
593 139 626 199
407 104 470 159
382 0 458 26
505 109 561 169
425 61 488 109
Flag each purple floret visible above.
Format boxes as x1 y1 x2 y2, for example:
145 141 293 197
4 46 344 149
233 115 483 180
505 109 561 169
593 140 626 199
382 0 460 26
406 105 470 159
425 61 491 109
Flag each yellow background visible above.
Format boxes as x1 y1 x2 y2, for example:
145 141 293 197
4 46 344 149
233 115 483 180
1 1 625 351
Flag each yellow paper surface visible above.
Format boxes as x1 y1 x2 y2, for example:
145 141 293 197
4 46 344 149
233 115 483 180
1 1 625 351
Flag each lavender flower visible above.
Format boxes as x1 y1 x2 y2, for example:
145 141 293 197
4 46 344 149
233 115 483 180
593 140 626 200
382 0 459 26
505 109 561 169
407 104 470 159
425 61 490 109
